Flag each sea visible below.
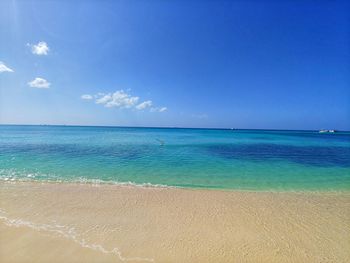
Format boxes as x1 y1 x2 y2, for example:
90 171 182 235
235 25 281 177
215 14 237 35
0 125 349 191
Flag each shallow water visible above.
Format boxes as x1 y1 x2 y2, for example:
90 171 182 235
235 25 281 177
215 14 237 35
0 125 349 190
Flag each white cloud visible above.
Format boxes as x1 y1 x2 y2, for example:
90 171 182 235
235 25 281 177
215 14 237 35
96 90 139 108
82 90 166 112
28 77 51 89
136 100 152 110
150 107 167 112
0 61 14 73
95 93 112 104
81 94 93 100
28 41 49 55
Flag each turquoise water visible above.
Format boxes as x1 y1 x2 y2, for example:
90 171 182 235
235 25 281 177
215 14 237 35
0 125 349 191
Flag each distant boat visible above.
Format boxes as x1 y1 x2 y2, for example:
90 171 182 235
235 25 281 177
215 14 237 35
319 129 336 133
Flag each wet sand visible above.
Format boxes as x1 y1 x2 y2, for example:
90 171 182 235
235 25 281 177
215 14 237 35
0 181 349 263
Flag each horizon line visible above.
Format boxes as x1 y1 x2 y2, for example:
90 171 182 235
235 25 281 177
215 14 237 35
0 123 348 133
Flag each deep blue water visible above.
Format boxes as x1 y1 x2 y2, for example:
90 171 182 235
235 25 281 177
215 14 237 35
0 125 349 191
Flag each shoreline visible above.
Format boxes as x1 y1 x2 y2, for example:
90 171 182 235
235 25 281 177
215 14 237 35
1 181 350 262
2 178 350 194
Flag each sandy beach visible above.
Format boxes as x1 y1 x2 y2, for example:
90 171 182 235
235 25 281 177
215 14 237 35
0 181 349 263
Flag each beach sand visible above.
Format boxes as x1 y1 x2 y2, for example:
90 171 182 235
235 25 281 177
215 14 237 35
0 181 349 263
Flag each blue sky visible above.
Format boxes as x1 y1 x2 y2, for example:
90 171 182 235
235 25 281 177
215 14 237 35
0 0 349 130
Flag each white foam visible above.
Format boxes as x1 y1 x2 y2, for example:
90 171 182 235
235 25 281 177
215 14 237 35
0 209 154 262
0 174 176 190
110 180 175 189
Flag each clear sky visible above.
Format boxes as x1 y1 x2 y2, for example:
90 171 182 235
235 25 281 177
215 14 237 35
0 0 349 130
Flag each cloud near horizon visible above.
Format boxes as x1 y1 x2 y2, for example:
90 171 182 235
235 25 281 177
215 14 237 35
96 90 139 108
28 41 49 55
82 90 167 112
136 100 152 110
150 107 167 112
28 77 51 88
0 61 14 73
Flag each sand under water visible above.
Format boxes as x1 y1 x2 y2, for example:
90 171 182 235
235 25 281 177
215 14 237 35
0 181 349 263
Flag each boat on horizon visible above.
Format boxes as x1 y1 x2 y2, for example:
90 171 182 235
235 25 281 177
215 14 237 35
319 129 336 133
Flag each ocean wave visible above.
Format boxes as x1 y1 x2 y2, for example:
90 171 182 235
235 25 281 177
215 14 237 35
0 169 57 181
73 177 176 189
0 170 175 190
